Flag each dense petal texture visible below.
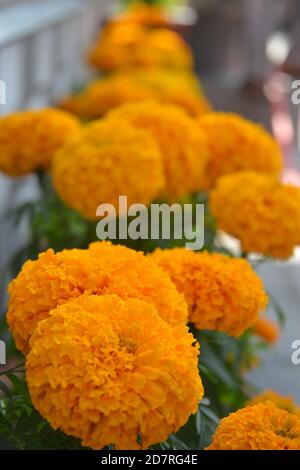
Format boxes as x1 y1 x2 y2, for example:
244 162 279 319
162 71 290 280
207 402 300 450
8 242 188 354
210 171 300 259
151 248 267 336
0 108 80 176
197 112 282 187
88 23 194 72
248 391 300 417
59 69 211 119
26 294 203 450
52 119 165 220
106 101 209 199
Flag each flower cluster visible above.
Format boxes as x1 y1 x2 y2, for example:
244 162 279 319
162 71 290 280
151 248 268 336
106 100 209 199
88 23 194 72
8 241 188 354
26 294 203 450
52 118 164 219
59 69 211 119
0 108 80 176
210 171 300 259
248 391 300 417
207 402 300 450
197 112 282 188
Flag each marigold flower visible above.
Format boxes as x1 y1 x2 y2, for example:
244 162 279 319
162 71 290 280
52 119 165 220
26 294 203 450
151 248 267 336
197 112 282 187
210 171 300 259
8 242 188 354
88 23 193 72
254 317 280 343
111 4 169 27
0 108 80 176
106 101 209 199
59 70 211 119
207 402 300 450
248 391 300 417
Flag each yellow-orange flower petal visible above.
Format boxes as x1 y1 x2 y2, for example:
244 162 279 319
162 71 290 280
52 118 165 220
207 402 300 450
210 171 300 259
248 391 300 417
88 23 193 72
0 108 80 176
197 112 282 187
151 248 267 336
106 101 209 199
26 294 203 450
7 242 188 354
59 69 211 119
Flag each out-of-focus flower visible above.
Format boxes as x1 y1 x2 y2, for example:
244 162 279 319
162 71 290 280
8 242 188 354
0 108 80 176
111 3 169 27
26 294 202 450
88 23 194 72
59 70 211 119
106 101 209 199
151 248 267 337
254 317 280 344
52 118 165 219
207 402 300 450
210 171 300 259
197 112 282 188
248 391 300 417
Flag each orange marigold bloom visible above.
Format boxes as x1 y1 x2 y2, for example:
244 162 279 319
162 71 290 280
52 118 165 220
26 294 203 450
7 242 188 354
59 69 211 119
248 391 300 417
210 171 300 259
88 23 193 72
207 402 300 450
197 112 282 187
106 101 209 199
254 317 280 344
150 248 267 336
0 108 80 176
111 4 169 27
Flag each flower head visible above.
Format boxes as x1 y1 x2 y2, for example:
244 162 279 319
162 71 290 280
248 391 300 417
88 23 194 72
0 108 80 176
197 112 282 187
8 242 188 354
210 171 300 259
59 70 211 119
52 118 165 219
106 101 209 199
26 294 203 450
207 402 300 450
151 248 267 336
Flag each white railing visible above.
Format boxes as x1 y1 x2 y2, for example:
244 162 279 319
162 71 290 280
0 0 114 303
